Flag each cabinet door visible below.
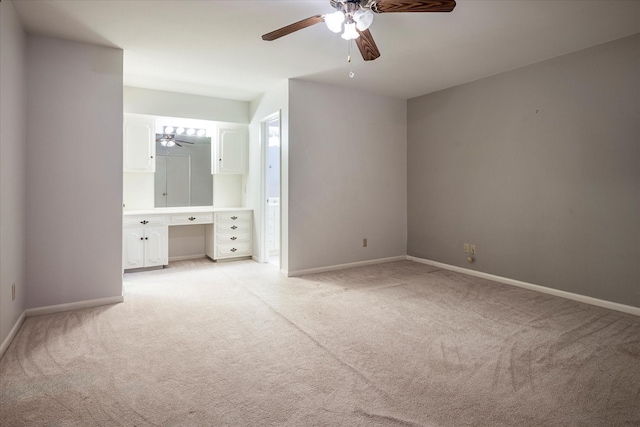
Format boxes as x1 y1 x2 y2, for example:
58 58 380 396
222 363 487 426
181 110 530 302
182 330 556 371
124 114 156 172
144 226 167 267
215 126 247 174
123 228 145 269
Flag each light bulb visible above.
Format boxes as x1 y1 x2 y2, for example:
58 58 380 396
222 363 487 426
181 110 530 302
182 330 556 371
186 128 196 136
325 10 345 33
197 129 206 137
176 127 185 134
353 9 373 31
164 126 174 134
166 140 175 147
341 22 360 40
160 139 168 147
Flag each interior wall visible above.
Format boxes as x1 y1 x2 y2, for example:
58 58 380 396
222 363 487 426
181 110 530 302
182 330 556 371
0 0 27 349
288 80 407 274
123 86 249 124
26 36 124 308
249 80 289 270
408 34 640 308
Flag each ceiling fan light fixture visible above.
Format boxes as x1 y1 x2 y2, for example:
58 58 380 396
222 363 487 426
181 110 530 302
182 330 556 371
325 10 345 33
341 22 360 40
353 9 373 31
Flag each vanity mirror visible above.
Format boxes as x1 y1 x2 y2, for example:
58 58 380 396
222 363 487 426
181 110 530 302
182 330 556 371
154 133 212 207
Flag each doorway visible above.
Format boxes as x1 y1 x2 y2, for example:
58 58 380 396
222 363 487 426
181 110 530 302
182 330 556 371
262 113 281 267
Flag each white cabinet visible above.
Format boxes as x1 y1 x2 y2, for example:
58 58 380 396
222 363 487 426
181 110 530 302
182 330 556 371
214 125 247 174
123 216 168 270
206 211 252 260
124 114 156 173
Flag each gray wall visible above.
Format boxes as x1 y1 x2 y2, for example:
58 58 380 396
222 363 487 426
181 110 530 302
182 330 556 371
26 36 124 308
407 34 640 308
0 0 27 348
288 80 407 273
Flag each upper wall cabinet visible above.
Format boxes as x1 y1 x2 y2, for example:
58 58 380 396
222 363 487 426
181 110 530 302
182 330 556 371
214 125 248 174
124 114 156 173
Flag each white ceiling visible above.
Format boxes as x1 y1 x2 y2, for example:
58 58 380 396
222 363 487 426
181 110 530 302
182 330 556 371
12 0 640 101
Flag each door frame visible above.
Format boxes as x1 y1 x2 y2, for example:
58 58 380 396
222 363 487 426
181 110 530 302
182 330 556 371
260 111 282 265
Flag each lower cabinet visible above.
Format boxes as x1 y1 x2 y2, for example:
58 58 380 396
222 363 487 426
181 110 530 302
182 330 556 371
206 211 252 260
123 210 252 269
123 220 168 270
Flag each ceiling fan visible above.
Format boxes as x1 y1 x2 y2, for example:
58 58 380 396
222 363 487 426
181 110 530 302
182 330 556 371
262 0 456 62
156 134 195 148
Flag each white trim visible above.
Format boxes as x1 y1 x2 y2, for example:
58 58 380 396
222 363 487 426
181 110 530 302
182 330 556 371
287 256 407 277
168 254 207 262
0 311 26 358
408 256 640 317
24 296 124 318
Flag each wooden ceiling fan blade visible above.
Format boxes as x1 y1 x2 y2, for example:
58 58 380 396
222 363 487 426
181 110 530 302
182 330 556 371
356 29 381 61
262 15 324 41
373 0 456 13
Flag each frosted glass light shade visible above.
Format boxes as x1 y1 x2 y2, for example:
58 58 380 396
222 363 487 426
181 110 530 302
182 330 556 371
341 22 360 40
353 9 373 31
325 11 345 33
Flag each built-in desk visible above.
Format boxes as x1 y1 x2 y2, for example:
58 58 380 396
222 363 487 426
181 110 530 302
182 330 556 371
123 207 252 271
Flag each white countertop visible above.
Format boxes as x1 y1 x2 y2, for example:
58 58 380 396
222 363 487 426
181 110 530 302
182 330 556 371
123 206 252 216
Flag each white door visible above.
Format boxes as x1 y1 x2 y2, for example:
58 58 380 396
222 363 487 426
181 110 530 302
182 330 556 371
124 114 156 172
216 126 247 174
144 226 167 267
262 113 281 267
123 228 145 269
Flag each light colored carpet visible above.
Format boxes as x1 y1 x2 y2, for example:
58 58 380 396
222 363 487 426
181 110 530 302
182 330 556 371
1 259 639 426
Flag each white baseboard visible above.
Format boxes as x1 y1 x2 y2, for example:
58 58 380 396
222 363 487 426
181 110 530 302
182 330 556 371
287 256 407 277
168 254 207 262
408 256 640 317
0 311 26 359
24 296 124 318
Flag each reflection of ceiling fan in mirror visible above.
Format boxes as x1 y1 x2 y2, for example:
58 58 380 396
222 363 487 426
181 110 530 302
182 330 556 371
262 0 456 62
156 134 195 148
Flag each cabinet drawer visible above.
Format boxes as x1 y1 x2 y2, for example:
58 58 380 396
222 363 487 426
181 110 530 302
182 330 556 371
216 222 251 234
216 231 251 244
215 211 251 224
216 242 251 258
169 213 213 225
124 215 166 227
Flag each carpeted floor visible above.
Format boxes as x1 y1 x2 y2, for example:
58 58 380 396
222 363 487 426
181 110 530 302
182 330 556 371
1 259 639 426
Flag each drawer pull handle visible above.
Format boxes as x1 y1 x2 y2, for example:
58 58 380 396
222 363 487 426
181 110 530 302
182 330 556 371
188 217 196 221
231 225 238 230
230 248 237 252
140 220 149 225
140 237 144 241
231 216 238 220
230 237 237 241
145 237 148 240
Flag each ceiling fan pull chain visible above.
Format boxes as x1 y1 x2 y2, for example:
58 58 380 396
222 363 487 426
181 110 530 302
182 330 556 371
348 39 355 78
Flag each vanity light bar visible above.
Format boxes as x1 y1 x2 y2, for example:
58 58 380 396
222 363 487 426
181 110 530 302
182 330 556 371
164 126 207 137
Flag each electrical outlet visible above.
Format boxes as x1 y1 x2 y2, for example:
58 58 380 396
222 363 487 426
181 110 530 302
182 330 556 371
363 238 368 248
464 243 470 253
471 244 476 255
12 283 16 301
